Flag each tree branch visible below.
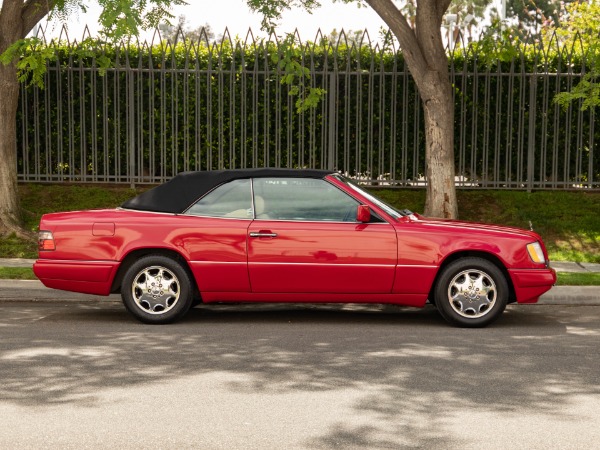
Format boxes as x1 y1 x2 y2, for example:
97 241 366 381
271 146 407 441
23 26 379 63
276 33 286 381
365 0 427 80
0 0 23 54
22 0 55 37
415 0 447 68
436 0 452 23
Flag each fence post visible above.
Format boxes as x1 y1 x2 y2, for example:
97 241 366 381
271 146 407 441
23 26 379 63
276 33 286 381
527 75 537 192
327 73 336 171
128 66 136 189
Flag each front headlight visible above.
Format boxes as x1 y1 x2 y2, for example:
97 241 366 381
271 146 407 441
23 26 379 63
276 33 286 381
527 242 546 264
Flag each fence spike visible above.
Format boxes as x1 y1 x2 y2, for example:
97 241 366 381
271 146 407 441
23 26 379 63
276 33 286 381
244 28 256 46
220 27 233 49
359 29 372 48
34 24 47 41
196 26 211 46
82 25 92 41
379 28 397 53
58 24 71 45
292 28 303 46
337 28 349 48
149 28 161 47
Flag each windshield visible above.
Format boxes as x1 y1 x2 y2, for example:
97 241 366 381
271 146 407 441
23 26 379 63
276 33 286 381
334 175 412 219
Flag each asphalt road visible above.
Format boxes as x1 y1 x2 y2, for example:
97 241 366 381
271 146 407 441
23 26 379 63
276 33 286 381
1 301 599 449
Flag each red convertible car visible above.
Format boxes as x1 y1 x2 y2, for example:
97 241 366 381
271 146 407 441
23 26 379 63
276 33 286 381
33 169 556 327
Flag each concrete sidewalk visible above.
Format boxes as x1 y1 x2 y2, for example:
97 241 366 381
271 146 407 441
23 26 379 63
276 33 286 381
551 261 600 273
0 258 37 268
0 280 121 303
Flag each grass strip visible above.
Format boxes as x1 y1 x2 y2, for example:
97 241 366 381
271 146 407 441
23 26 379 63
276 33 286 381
555 272 600 286
0 267 36 280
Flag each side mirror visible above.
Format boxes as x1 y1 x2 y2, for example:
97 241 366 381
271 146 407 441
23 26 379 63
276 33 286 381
356 205 371 223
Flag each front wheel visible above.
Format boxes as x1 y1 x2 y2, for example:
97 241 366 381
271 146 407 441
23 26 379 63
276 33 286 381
121 255 193 324
434 257 508 328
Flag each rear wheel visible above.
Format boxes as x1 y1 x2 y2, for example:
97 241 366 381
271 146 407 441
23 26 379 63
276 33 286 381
121 255 193 324
434 257 508 328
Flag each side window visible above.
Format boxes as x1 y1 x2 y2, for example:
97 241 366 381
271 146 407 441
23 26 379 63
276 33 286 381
253 178 360 222
185 179 252 218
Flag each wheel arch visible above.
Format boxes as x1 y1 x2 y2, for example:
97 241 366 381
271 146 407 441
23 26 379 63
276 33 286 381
110 248 198 295
429 250 517 304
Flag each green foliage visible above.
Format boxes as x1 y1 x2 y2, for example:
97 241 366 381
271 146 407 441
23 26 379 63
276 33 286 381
1 0 188 88
464 2 600 112
20 185 139 228
0 233 36 260
92 0 188 41
466 23 523 66
245 0 322 34
555 76 600 111
0 38 56 87
543 1 600 110
548 1 600 45
272 34 328 112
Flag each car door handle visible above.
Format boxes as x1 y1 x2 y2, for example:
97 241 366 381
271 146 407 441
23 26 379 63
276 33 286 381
249 232 278 238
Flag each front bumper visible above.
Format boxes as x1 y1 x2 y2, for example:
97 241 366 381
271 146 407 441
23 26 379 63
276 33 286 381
508 267 557 304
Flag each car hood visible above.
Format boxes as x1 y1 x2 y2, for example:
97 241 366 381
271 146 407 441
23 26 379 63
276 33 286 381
407 213 542 241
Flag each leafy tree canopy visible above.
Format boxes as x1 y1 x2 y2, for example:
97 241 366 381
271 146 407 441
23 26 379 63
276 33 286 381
50 0 188 40
1 0 188 87
549 1 600 110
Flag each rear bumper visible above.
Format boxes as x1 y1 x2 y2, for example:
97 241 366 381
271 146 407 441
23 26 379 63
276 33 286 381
508 267 557 304
33 259 119 296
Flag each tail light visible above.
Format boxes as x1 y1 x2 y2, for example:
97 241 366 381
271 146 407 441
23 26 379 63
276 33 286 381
38 231 56 251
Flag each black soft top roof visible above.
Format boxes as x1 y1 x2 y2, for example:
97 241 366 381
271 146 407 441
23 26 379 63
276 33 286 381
121 168 333 213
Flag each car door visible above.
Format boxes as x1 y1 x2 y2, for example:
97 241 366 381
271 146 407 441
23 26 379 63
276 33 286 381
182 178 253 293
247 177 397 294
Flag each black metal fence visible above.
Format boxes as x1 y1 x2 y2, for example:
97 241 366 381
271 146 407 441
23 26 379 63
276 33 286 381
16 29 599 189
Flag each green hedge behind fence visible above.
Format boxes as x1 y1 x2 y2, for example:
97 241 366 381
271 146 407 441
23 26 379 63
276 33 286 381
16 32 599 188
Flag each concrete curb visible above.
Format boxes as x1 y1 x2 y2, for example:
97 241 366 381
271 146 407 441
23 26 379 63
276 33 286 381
0 280 597 306
551 261 600 273
536 286 599 305
0 280 121 303
0 258 36 268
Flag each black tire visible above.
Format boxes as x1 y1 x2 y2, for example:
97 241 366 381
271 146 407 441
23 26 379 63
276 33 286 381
434 257 508 328
121 255 193 324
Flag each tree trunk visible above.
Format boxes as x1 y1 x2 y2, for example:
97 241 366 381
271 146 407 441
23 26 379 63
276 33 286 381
0 0 24 236
420 69 458 219
0 0 51 237
0 62 22 236
364 0 458 219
